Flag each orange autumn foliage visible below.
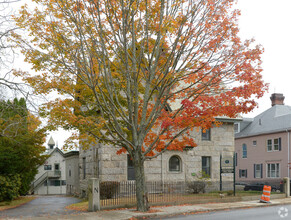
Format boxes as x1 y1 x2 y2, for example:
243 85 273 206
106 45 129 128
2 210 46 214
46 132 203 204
12 1 267 211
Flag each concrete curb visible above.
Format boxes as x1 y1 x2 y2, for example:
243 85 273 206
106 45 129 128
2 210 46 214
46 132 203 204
125 197 291 220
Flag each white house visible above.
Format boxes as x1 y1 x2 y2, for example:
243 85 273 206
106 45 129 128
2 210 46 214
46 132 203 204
31 137 67 195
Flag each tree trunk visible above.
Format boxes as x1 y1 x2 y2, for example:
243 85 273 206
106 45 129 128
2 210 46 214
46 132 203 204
134 156 149 212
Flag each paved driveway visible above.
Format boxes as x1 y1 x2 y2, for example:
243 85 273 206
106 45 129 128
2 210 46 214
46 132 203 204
0 195 82 219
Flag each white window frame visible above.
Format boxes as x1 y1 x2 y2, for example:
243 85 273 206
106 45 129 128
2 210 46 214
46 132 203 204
234 123 240 133
267 138 281 152
255 164 261 178
253 140 257 146
273 138 279 151
267 139 272 152
266 163 280 178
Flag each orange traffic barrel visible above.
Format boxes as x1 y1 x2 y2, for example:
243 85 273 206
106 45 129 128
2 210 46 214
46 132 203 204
260 185 271 203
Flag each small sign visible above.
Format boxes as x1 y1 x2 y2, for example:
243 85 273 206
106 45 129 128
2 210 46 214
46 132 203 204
222 173 233 177
221 156 233 168
221 168 234 173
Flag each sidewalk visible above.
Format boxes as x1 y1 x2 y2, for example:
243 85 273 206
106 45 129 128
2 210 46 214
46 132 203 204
32 196 291 220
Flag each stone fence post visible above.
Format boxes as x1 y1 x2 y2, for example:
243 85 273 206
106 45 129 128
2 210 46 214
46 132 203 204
283 177 290 198
88 178 100 211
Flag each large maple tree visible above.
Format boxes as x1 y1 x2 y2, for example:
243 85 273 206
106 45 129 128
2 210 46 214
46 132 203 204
13 0 267 211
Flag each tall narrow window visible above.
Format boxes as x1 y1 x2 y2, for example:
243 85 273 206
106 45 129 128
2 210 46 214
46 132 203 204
202 156 211 177
83 157 86 179
127 155 135 180
54 163 60 170
169 156 181 172
254 164 262 178
267 139 272 151
274 139 279 151
234 123 240 133
201 129 211 141
239 169 247 178
242 144 247 158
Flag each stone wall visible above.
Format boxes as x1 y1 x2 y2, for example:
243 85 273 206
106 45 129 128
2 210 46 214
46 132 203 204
79 122 235 197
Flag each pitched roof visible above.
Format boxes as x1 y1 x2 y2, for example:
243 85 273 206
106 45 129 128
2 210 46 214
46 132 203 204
45 147 64 157
64 151 79 158
235 104 291 138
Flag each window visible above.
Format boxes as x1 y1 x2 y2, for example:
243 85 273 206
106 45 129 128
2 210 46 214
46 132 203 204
267 163 280 178
169 156 181 172
274 138 279 151
69 170 71 177
239 169 247 178
54 163 60 170
127 155 135 180
253 141 257 146
48 180 60 186
267 138 281 152
44 165 52 170
234 123 240 133
201 129 211 141
254 164 263 178
242 144 247 158
267 139 272 151
202 157 211 177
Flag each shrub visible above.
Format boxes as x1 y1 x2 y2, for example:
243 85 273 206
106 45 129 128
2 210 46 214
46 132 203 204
187 181 206 194
100 181 120 199
226 190 234 196
188 171 212 194
0 174 21 202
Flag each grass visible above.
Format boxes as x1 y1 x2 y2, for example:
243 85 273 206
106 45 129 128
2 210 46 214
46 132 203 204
66 200 89 212
66 190 282 212
0 196 35 211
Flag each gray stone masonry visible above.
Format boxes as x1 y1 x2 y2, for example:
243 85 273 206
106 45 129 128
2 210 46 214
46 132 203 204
79 122 235 197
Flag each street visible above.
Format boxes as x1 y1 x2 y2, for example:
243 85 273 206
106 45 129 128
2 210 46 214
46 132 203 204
156 204 291 220
0 195 82 218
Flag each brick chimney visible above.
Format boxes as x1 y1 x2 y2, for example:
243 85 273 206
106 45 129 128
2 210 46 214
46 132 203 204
270 93 285 106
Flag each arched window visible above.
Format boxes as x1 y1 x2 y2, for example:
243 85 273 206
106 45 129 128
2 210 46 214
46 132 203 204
169 156 181 172
242 144 247 158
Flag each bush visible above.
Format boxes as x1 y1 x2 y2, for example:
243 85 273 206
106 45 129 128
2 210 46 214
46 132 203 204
0 174 21 202
100 181 120 199
188 171 211 194
226 190 234 196
187 181 206 194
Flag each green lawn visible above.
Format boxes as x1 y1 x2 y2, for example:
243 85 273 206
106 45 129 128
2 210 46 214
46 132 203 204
0 196 35 211
67 190 281 211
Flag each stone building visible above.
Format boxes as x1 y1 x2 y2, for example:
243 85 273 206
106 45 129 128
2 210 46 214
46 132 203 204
64 151 80 196
79 117 238 197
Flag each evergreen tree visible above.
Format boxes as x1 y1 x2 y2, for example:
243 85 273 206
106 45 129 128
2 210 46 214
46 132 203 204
0 98 47 195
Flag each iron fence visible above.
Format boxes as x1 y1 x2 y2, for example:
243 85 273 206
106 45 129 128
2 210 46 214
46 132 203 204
99 180 239 209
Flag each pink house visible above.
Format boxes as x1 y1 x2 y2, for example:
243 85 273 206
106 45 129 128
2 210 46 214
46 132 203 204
235 93 291 186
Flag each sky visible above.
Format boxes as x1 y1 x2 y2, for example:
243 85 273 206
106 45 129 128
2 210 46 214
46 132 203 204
7 0 291 149
236 0 291 117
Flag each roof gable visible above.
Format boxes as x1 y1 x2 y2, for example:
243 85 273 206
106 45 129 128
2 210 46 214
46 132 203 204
236 105 291 138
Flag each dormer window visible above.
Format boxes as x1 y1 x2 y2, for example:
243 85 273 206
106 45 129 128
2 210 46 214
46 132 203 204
234 123 240 133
